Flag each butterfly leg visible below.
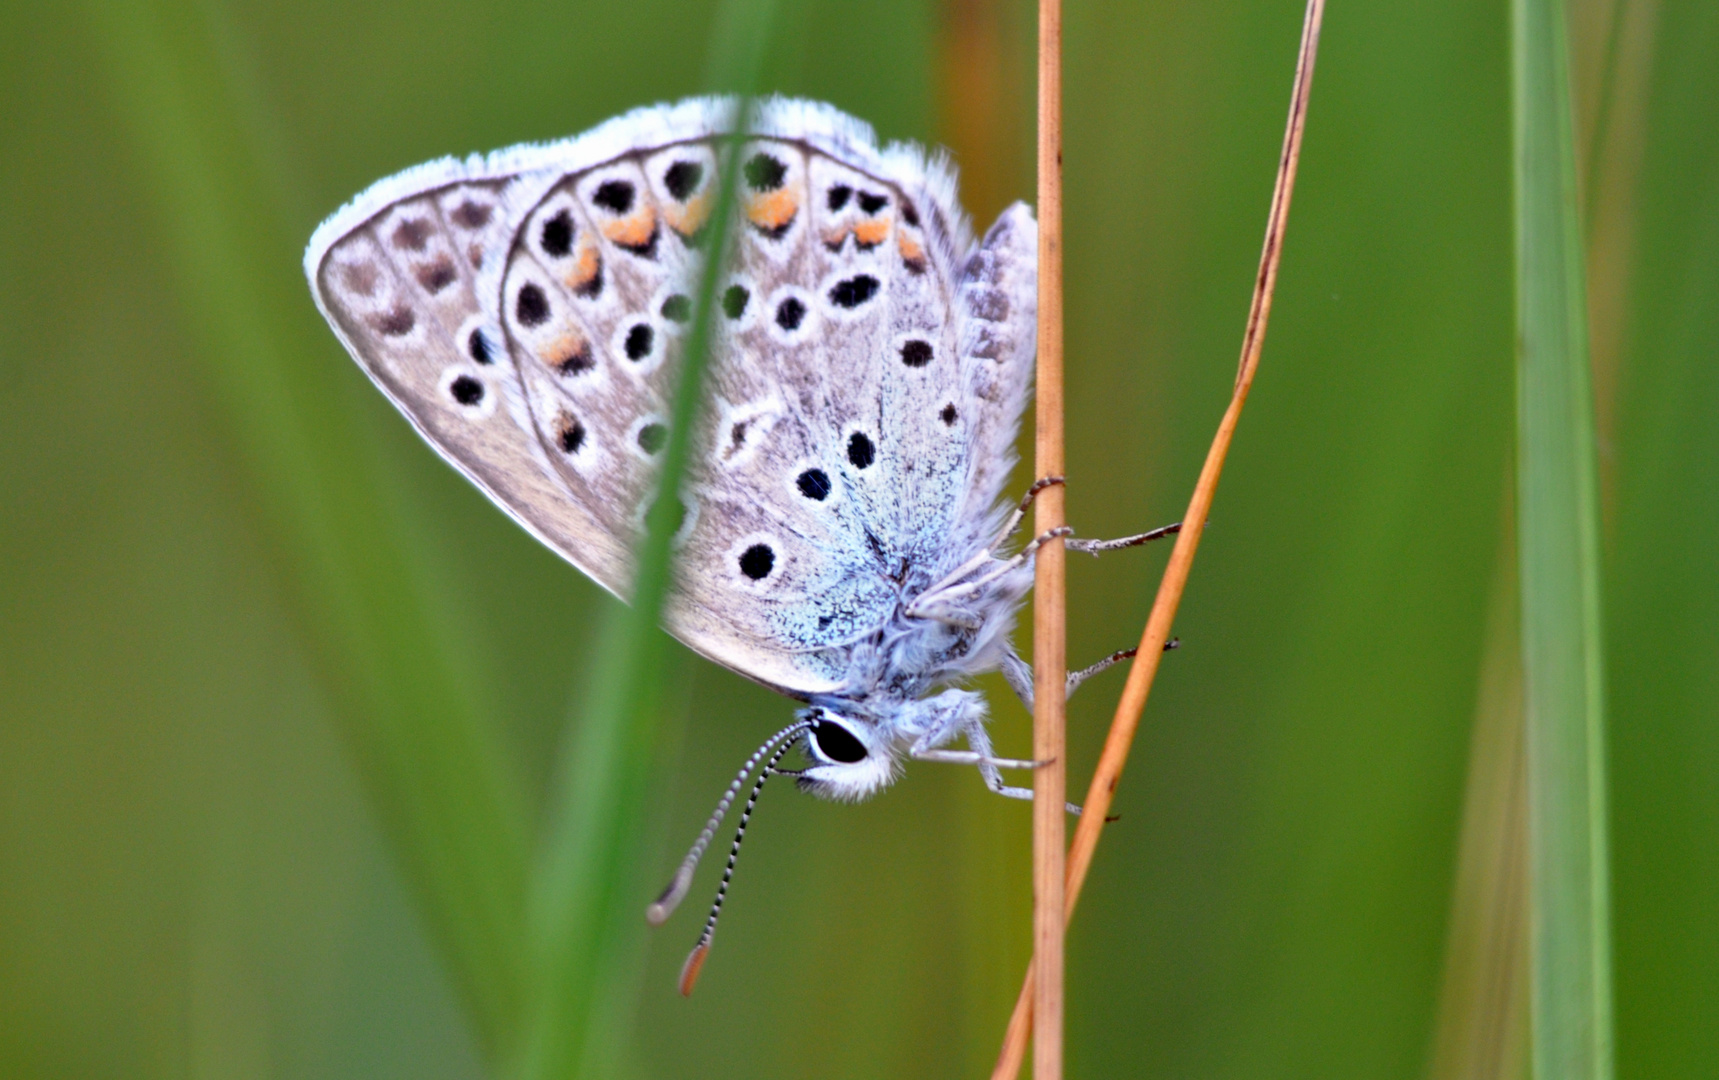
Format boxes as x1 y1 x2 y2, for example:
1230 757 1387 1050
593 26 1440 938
912 748 1041 771
914 720 1080 813
1066 648 1140 697
995 475 1067 547
1002 640 1181 712
1001 647 1037 710
907 526 1073 620
1066 521 1182 554
915 479 1070 604
920 492 1173 615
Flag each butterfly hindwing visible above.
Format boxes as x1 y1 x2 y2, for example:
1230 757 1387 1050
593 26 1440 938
312 172 641 596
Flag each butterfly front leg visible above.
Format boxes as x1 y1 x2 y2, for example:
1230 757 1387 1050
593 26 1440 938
901 690 1080 812
906 524 1071 621
909 721 1081 814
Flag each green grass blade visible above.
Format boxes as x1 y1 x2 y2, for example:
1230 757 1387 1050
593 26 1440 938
512 3 778 1076
1513 0 1615 1077
81 0 530 1053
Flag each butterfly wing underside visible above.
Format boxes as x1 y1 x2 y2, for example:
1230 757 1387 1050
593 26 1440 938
306 99 1038 699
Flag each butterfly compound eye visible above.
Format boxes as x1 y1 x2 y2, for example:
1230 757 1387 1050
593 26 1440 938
810 718 867 764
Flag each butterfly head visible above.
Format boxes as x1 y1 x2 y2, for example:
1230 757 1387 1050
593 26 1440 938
793 706 897 802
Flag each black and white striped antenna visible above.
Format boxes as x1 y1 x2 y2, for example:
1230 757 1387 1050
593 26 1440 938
673 734 799 995
646 719 809 926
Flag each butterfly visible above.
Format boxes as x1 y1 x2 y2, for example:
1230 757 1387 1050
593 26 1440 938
305 96 1172 989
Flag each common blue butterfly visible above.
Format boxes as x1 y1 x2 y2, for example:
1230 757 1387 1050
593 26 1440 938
305 97 1171 986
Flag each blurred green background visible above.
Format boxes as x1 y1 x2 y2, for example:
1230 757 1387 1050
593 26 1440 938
2 0 1714 1077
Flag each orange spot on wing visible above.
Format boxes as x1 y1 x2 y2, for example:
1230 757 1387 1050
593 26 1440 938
897 231 924 263
747 188 798 231
602 207 656 249
665 190 712 237
853 218 891 248
541 332 593 375
563 239 601 292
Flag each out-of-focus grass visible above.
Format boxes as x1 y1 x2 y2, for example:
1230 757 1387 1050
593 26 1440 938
1428 513 1529 1080
1513 0 1615 1076
513 5 777 1077
4 1 1719 1078
78 0 532 1054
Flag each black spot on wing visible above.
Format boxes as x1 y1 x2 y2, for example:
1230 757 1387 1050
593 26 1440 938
722 284 750 319
663 160 703 201
555 413 585 453
775 296 806 331
847 432 875 469
552 340 594 376
515 284 550 327
739 543 775 580
593 179 634 213
796 469 832 501
449 375 484 405
660 294 692 322
391 218 431 251
743 153 786 191
828 275 880 309
540 210 573 257
900 339 933 367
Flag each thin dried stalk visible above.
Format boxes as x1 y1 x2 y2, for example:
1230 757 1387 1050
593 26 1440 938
1030 0 1067 1074
993 1 1324 1074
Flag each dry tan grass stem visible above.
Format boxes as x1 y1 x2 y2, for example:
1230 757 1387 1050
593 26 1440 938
1030 0 1068 1074
995 1 1324 1075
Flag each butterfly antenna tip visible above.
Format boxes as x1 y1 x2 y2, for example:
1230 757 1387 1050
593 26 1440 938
647 865 694 925
678 941 711 997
